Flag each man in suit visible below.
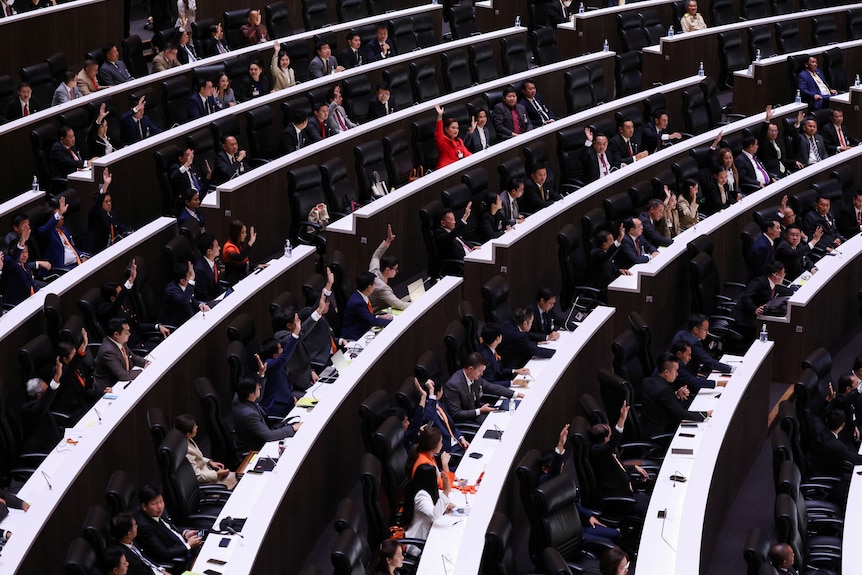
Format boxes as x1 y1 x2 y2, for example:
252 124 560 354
213 135 250 185
757 106 797 179
798 56 837 110
668 341 716 390
478 323 531 387
338 32 364 69
803 195 844 250
36 194 85 270
135 485 202 572
176 27 200 64
169 145 211 198
837 190 862 238
327 85 358 134
192 234 221 302
528 288 562 342
259 333 302 418
421 378 470 453
581 129 612 183
365 23 396 62
201 23 230 57
5 82 37 119
821 108 859 155
109 512 166 575
776 224 820 279
308 41 344 79
746 219 781 281
614 217 658 270
97 262 170 351
735 136 773 190
160 262 210 328
101 546 132 575
547 0 571 25
304 102 332 144
767 544 799 575
233 377 302 456
492 85 533 140
281 110 309 153
50 126 89 182
98 43 134 86
587 228 632 293
76 59 104 96
0 0 17 17
51 71 83 106
341 271 393 341
497 307 556 369
22 364 64 454
671 313 734 376
641 109 682 153
369 225 410 313
738 262 793 338
607 118 648 168
442 352 522 425
499 178 524 223
809 409 862 480
519 163 561 213
151 43 181 73
434 206 473 264
641 354 711 437
366 83 397 120
518 79 555 126
792 113 830 167
0 235 49 306
94 318 148 391
186 78 216 121
120 96 161 145
639 199 673 248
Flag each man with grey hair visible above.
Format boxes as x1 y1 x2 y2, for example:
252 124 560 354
639 199 674 248
22 358 64 453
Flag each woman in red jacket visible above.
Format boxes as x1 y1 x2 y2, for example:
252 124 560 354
434 104 471 169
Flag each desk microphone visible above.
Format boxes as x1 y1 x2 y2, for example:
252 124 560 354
441 555 450 575
220 517 244 538
41 470 52 491
658 508 676 551
94 407 103 424
492 424 503 440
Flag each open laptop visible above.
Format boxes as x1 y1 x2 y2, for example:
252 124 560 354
318 350 351 383
407 278 426 303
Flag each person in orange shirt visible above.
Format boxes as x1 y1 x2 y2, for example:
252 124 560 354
406 426 455 490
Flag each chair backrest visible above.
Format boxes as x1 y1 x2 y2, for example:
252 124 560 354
689 251 720 316
353 140 389 202
288 164 328 240
822 46 848 92
770 0 793 15
682 87 710 135
63 537 97 575
321 157 360 214
533 473 584 561
358 389 391 453
848 7 862 40
740 0 768 20
481 275 514 325
341 74 371 123
639 9 665 45
531 27 560 67
370 415 408 504
469 42 498 85
359 452 391 550
612 329 647 401
410 58 439 103
122 35 148 79
500 36 528 75
717 31 746 87
20 62 54 110
812 15 839 46
81 503 112 561
443 320 470 375
413 13 439 47
158 428 205 523
448 3 477 40
224 8 252 49
556 223 587 307
195 376 238 468
330 527 372 575
615 51 642 98
147 407 169 455
564 67 593 115
266 1 293 38
441 50 471 93
383 130 414 188
743 526 771 575
616 12 649 53
775 21 802 54
711 0 737 25
302 0 331 30
382 64 410 106
389 17 418 53
747 25 775 62
104 469 136 517
245 105 280 161
542 547 574 575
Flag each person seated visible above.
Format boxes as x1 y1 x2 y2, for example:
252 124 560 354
520 163 561 213
797 56 838 110
151 42 181 73
159 262 210 328
803 195 843 252
87 168 131 254
838 190 862 239
497 307 557 369
821 108 860 155
587 228 632 295
222 219 258 285
192 234 222 303
434 105 471 169
608 118 648 168
641 109 682 153
791 112 830 167
327 84 358 134
735 136 773 191
746 219 781 281
406 426 456 485
386 381 427 453
478 192 512 242
341 271 393 341
680 0 707 31
492 85 532 139
367 83 397 120
291 270 342 375
50 126 91 183
51 70 83 106
758 106 795 179
0 229 50 306
238 59 270 101
120 96 161 145
240 9 269 45
97 259 171 350
464 108 493 153
369 224 410 313
87 104 119 158
281 110 309 153
94 318 148 391
98 43 134 86
22 364 64 454
671 314 733 376
201 23 230 56
54 330 102 424
100 546 131 575
442 352 523 425
338 32 365 69
499 178 524 223
308 41 343 79
402 463 454 555
478 323 530 388
37 195 86 270
613 217 658 270
365 23 396 62
638 199 673 249
768 543 798 575
809 409 862 485
677 178 700 230
169 145 210 200
259 333 302 418
641 353 711 437
434 206 475 265
581 129 613 182
108 513 167 575
668 340 716 391
76 59 104 96
518 79 555 126
232 377 302 456
176 24 201 64
304 102 331 144
212 135 250 186
818 373 862 451
186 78 216 120
420 378 469 455
368 540 405 575
600 549 632 575
134 484 201 572
174 414 237 489
5 82 37 120
701 166 737 216
528 288 563 341
775 224 819 280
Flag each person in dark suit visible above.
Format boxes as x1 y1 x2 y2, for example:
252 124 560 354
212 135 250 185
192 234 221 303
668 340 716 390
587 228 632 293
176 27 200 64
491 86 532 140
364 24 396 62
820 108 859 155
809 409 862 478
259 334 301 418
499 178 524 222
671 314 734 376
791 113 830 167
308 41 343 78
775 224 819 279
797 56 837 110
837 190 862 238
238 59 271 101
160 262 210 328
547 0 571 25
119 96 161 145
588 401 650 514
304 102 332 144
233 377 301 456
817 373 862 451
441 352 521 425
421 378 469 453
98 43 134 86
580 129 612 183
434 206 472 264
767 543 799 575
478 323 531 388
54 333 101 424
338 32 365 68
366 83 398 120
36 195 85 270
463 108 493 153
108 513 166 575
738 262 793 337
520 163 561 213
607 118 648 168
746 219 781 281
96 260 171 350
340 271 393 341
186 78 216 120
22 364 64 454
641 109 682 153
281 110 309 153
135 485 202 571
518 79 555 126
613 217 657 270
87 168 132 253
5 82 37 120
50 126 88 182
177 188 206 234
0 223 50 306
528 288 563 341
93 318 148 391
803 195 844 250
639 199 673 248
201 23 230 56
701 166 737 216
497 307 556 369
735 136 773 190
757 106 796 179
169 145 211 199
641 354 711 437
87 105 119 158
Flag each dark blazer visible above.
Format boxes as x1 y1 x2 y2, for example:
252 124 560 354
434 219 468 263
87 203 130 254
98 60 134 86
193 257 220 302
338 47 364 69
792 130 829 166
477 344 516 387
738 276 792 324
746 233 776 281
614 233 652 269
364 38 396 62
93 337 146 391
837 205 862 239
119 111 161 145
36 216 81 270
757 122 792 177
809 429 862 477
201 36 230 57
520 178 560 213
479 210 507 241
5 98 38 120
775 239 815 279
212 150 249 185
491 102 532 139
499 190 520 222
54 353 99 422
587 245 621 290
464 125 493 153
297 302 338 368
0 252 38 306
546 0 570 25
260 336 300 417
186 92 216 120
281 125 308 153
340 291 392 341
641 122 666 153
169 163 210 198
112 543 163 575
304 115 332 144
133 511 191 569
607 133 640 167
441 369 513 424
87 122 119 158
367 95 398 120
176 42 200 64
160 282 202 327
21 386 63 454
308 55 340 78
820 122 859 155
638 211 673 248
49 141 86 180
797 69 834 109
589 428 634 498
641 375 706 436
701 178 735 216
802 209 843 247
423 397 465 450
496 322 555 369
735 152 770 189
670 329 732 375
527 302 559 339
233 397 295 455
518 95 554 125
580 146 610 184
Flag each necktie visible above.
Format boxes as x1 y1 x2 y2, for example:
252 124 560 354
437 405 456 442
599 153 609 176
635 236 642 255
218 41 227 54
753 156 769 184
511 198 518 219
189 171 201 192
810 137 821 161
68 89 74 100
511 108 520 134
611 452 633 492
856 210 860 227
324 59 329 75
4 2 11 16
58 229 82 265
69 147 79 161
380 43 386 56
213 261 218 283
366 300 373 314
336 109 347 131
22 264 34 295
122 345 130 370
23 103 28 116
533 99 548 123
76 370 86 388
130 544 161 572
321 121 326 138
838 126 847 148
137 119 143 140
627 139 633 156
330 335 338 354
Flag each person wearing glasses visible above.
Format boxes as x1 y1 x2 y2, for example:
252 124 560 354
600 548 630 575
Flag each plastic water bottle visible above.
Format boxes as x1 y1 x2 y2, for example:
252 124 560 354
759 324 768 342
668 25 674 38
578 2 585 14
794 90 802 104
31 175 38 192
603 39 609 52
855 74 860 87
755 49 761 62
284 239 292 258
514 15 521 27
697 62 704 77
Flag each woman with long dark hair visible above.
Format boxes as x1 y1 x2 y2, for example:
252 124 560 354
402 463 454 555
222 219 258 285
368 540 405 575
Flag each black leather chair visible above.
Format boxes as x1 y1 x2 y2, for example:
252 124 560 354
811 15 839 46
557 223 599 312
448 3 477 40
500 36 529 75
383 130 414 188
20 62 54 111
564 67 593 115
389 17 418 53
481 275 515 325
147 406 169 455
743 527 771 575
441 50 471 93
710 0 737 25
341 74 371 123
301 0 330 30
122 35 148 79
419 199 463 279
614 52 642 98
287 164 329 247
410 58 439 103
63 537 98 575
371 416 408 505
194 377 238 469
822 47 848 92
241 106 277 162
469 42 498 85
223 8 251 50
81 503 112 561
616 12 649 53
413 13 438 47
331 527 372 575
359 389 391 453
531 27 560 67
770 0 793 14
483 512 542 575
105 469 136 517
639 10 665 45
740 0 767 20
717 31 747 88
354 140 390 202
847 7 862 40
775 21 803 54
265 1 293 38
747 26 775 61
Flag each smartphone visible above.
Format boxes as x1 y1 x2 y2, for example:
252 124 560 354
679 433 695 438
208 559 227 566
203 569 222 575
218 538 231 548
469 452 483 459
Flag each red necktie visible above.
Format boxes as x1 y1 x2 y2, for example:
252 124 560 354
69 148 79 161
69 89 74 100
213 262 218 283
627 140 633 156
23 104 28 116
838 127 847 148
336 110 347 131
321 121 325 138
21 264 34 295
511 108 520 134
599 154 609 176
4 3 11 16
